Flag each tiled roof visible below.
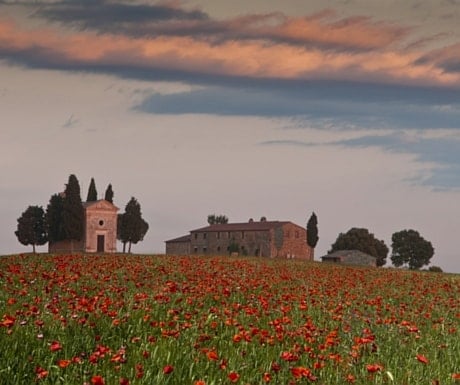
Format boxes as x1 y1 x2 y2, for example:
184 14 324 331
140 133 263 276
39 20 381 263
321 250 376 260
165 234 191 243
191 221 290 233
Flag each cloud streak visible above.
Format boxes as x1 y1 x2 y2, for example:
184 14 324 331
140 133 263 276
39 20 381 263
261 132 460 190
1 1 460 88
136 83 460 129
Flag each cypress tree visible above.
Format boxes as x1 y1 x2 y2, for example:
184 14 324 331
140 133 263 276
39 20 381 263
104 184 114 203
306 212 319 248
86 177 98 202
46 193 65 243
62 174 84 248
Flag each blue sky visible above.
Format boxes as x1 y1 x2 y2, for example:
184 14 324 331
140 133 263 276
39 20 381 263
1 0 459 272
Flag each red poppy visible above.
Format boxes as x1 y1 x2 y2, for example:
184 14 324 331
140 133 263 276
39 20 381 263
0 314 15 328
228 372 240 382
163 365 174 374
366 363 383 373
91 375 105 385
206 350 218 361
35 366 48 380
416 354 429 364
50 341 62 352
346 374 356 383
57 359 71 368
291 366 311 379
119 378 129 385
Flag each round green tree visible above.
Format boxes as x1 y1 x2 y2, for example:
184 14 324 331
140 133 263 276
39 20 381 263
391 229 434 270
15 205 48 253
117 197 149 253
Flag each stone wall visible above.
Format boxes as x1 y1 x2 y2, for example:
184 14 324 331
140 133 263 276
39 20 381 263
190 229 272 256
270 223 313 260
48 239 85 253
165 241 190 255
189 223 313 260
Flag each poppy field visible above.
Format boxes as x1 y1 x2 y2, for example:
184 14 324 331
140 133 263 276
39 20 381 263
0 254 459 385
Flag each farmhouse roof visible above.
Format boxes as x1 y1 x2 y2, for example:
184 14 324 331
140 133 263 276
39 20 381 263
191 221 291 233
165 234 192 243
321 250 376 260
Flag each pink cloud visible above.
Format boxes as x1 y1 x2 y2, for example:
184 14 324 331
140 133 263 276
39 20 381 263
0 12 459 87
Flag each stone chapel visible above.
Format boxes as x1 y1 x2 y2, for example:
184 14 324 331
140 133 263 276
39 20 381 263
48 199 118 253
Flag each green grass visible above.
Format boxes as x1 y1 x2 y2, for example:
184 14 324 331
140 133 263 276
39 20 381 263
0 254 459 384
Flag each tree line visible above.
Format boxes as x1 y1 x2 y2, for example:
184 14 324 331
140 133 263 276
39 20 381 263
307 213 435 270
204 212 435 270
311 219 435 270
16 186 436 270
15 174 148 253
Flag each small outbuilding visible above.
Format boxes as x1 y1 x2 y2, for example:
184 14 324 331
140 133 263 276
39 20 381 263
321 250 377 267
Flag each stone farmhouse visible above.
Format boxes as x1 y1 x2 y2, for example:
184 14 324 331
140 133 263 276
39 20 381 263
320 250 376 267
165 219 313 260
49 200 118 253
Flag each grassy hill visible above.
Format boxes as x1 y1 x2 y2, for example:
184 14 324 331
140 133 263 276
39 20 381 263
1 254 459 384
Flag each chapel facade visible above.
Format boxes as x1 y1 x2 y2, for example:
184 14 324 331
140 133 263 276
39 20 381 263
48 199 118 253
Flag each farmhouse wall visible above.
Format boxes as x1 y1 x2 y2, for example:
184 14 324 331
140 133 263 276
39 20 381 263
165 236 191 255
168 220 313 260
191 229 272 256
270 223 312 260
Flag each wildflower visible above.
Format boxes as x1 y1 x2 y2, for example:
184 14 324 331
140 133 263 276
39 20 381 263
35 366 48 380
0 314 15 328
206 350 218 361
416 354 429 364
228 372 240 382
91 375 105 385
346 374 355 383
366 363 383 373
50 340 62 352
57 359 71 368
291 366 311 379
263 372 271 382
163 365 174 374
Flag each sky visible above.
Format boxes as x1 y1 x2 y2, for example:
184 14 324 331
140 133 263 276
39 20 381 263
1 0 460 273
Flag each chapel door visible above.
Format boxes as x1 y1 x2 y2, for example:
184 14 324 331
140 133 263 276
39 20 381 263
97 235 105 252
